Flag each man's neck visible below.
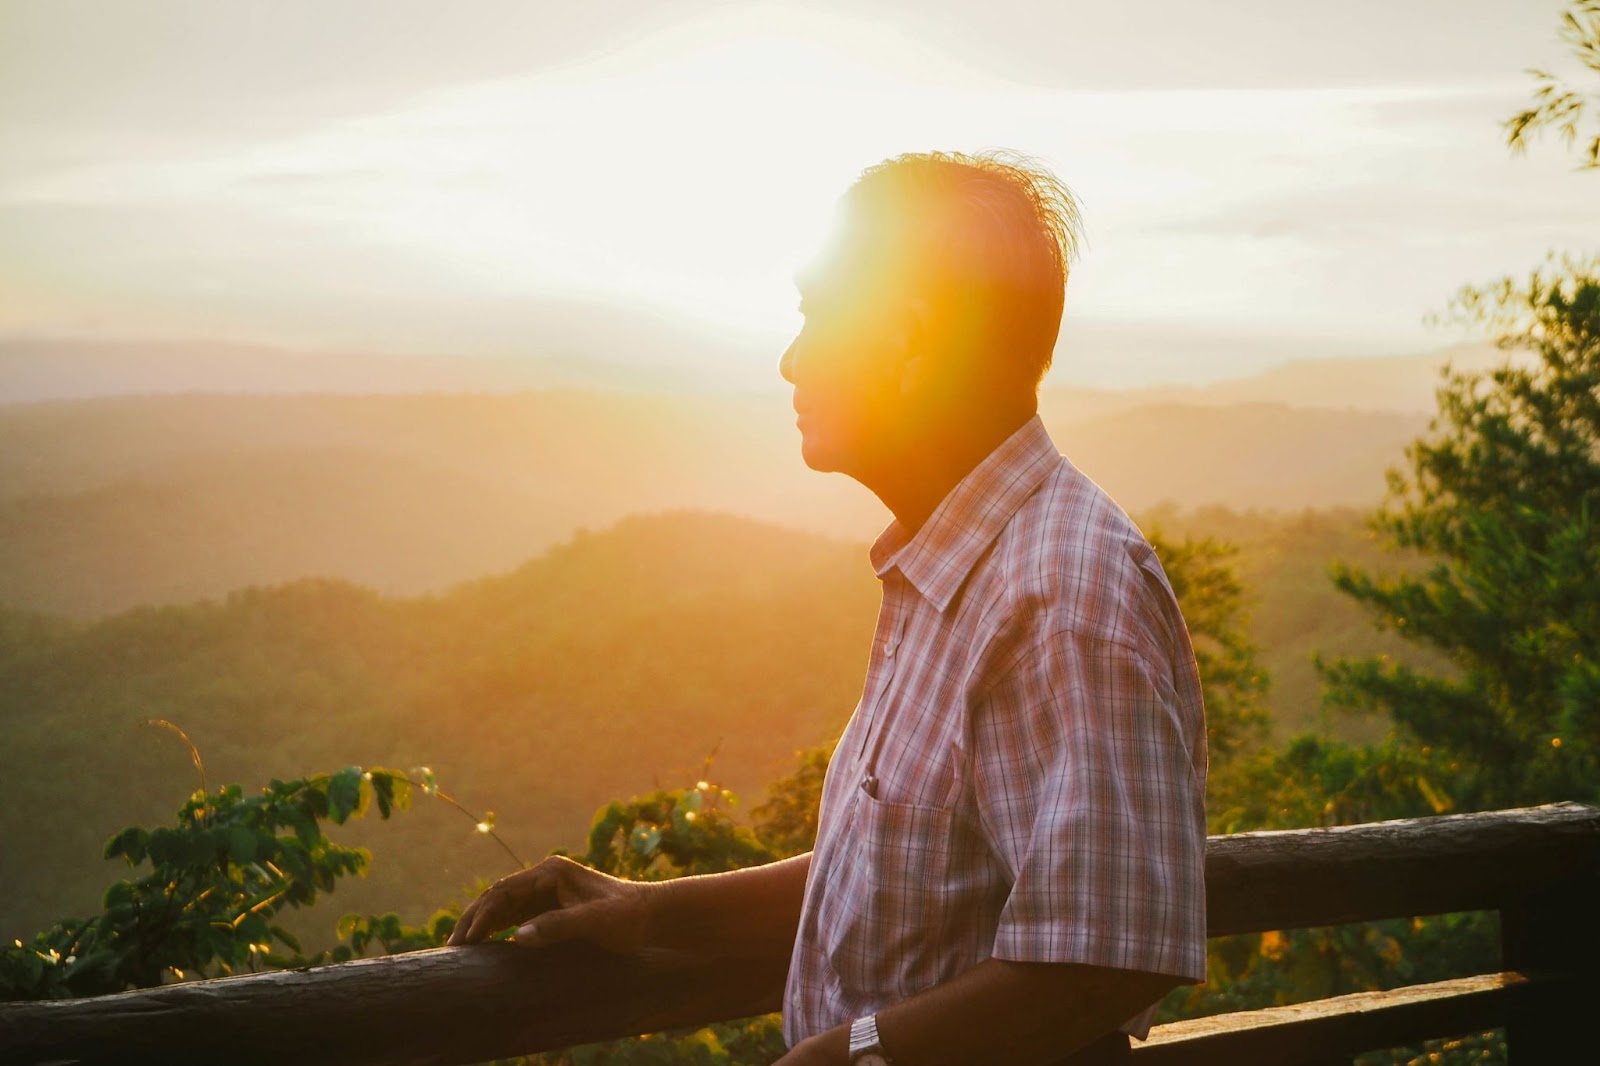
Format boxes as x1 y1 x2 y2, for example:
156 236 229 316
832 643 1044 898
869 406 1036 536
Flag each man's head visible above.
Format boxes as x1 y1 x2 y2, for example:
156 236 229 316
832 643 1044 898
780 150 1081 480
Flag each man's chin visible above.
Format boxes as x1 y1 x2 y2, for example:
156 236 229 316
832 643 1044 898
797 438 842 474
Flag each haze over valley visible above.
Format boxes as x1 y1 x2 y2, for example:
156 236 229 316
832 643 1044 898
0 338 1505 616
0 336 1469 941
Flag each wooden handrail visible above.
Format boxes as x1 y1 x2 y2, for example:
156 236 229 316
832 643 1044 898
0 941 787 1066
1134 971 1542 1064
3 802 1597 1066
1202 799 1600 936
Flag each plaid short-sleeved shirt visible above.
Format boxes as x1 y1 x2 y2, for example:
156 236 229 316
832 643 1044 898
781 415 1208 1047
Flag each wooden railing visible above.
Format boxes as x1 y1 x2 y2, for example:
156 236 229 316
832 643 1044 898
3 802 1597 1066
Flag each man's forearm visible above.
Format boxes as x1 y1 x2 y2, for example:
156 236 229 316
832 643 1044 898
650 851 811 963
785 957 1179 1066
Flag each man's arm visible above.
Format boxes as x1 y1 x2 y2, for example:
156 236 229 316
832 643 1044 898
779 957 1180 1066
448 850 811 967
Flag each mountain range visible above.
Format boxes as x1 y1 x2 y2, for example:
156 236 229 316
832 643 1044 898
0 338 1511 616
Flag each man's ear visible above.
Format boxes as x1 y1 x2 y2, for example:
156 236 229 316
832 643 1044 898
895 296 938 397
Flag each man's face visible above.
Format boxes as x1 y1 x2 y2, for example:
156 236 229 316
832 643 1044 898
778 252 910 479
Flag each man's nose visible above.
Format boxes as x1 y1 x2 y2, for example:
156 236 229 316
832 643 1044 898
779 337 799 385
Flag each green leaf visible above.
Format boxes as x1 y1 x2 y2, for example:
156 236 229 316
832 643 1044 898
328 766 363 825
67 948 117 982
104 827 149 864
429 912 457 942
369 770 412 818
223 825 258 864
285 807 320 849
235 912 269 946
146 827 182 867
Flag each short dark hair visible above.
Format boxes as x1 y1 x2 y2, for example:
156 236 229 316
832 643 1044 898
842 150 1083 391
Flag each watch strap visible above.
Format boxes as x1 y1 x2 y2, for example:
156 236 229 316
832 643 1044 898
848 1014 889 1062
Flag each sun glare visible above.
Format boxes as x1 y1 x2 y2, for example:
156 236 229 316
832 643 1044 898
193 7 956 338
6 3 1595 382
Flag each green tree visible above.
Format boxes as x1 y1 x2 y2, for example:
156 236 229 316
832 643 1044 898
1505 0 1600 168
1147 532 1271 769
748 744 833 857
1319 260 1600 810
0 765 419 1000
1318 5 1600 813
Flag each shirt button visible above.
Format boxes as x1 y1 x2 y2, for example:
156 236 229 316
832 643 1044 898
884 640 897 658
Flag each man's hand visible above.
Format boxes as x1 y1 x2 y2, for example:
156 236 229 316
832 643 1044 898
447 855 660 954
772 1026 848 1066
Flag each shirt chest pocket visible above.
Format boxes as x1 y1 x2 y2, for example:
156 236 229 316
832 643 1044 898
817 790 965 1003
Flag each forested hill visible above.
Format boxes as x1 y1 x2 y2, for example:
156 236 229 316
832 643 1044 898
0 511 880 945
0 389 1424 616
1 506 1426 946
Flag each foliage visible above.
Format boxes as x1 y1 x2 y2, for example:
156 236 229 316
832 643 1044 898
0 511 877 944
1161 911 1500 1059
1321 257 1600 810
1505 0 1600 168
334 908 462 960
1139 505 1443 741
4 508 1431 943
1357 1032 1504 1066
1207 736 1456 835
1143 528 1278 837
1147 531 1271 767
1171 733 1502 1066
532 1017 789 1066
747 744 832 858
0 766 418 1001
579 781 776 880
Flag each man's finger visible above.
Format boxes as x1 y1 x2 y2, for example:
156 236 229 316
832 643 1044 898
448 895 489 946
452 864 565 945
464 888 512 945
448 897 484 945
463 891 518 945
514 900 599 949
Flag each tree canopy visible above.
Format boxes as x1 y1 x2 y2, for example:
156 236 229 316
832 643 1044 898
1318 1 1600 811
1506 0 1600 168
1322 257 1600 809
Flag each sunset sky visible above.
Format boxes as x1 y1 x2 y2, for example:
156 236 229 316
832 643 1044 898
3 0 1597 388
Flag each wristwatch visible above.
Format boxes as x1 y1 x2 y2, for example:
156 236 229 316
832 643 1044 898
849 1014 892 1065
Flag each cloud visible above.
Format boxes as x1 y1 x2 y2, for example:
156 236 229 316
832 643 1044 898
2 0 1593 376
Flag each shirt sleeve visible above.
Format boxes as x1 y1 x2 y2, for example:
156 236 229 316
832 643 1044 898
971 625 1207 983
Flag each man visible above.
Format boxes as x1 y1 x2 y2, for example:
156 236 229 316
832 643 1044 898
449 151 1208 1066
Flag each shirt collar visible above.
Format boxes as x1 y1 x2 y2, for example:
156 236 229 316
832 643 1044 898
869 414 1062 612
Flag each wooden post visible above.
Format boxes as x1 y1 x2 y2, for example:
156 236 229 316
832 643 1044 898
1501 874 1600 1062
